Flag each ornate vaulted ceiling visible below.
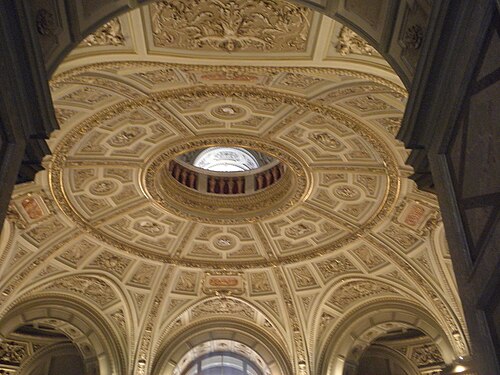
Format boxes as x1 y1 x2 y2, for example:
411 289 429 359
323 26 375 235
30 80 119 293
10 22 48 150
0 1 468 374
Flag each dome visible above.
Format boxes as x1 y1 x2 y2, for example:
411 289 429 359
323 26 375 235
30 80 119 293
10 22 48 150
0 1 471 374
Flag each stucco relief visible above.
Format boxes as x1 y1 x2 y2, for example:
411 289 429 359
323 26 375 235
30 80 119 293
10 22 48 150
0 5 468 372
150 0 312 52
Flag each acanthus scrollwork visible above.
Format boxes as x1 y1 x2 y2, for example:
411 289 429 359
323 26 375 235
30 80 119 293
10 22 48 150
151 0 311 52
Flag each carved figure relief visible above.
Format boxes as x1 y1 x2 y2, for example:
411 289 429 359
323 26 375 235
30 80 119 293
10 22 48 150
134 220 165 236
213 235 237 250
328 280 395 309
25 219 65 244
47 276 117 307
175 271 198 293
131 263 157 286
403 25 424 50
89 180 117 195
110 309 127 338
291 265 317 288
150 0 311 52
278 73 322 89
0 341 28 365
320 312 335 328
335 26 377 56
58 239 97 265
108 127 145 147
54 107 77 125
135 68 179 84
192 298 254 320
344 95 393 112
352 245 386 270
79 195 110 214
81 18 125 47
376 117 402 135
72 169 95 189
199 71 259 82
310 132 343 150
60 87 112 105
250 272 273 294
333 185 361 201
315 255 358 281
356 174 378 196
36 8 57 36
411 344 444 366
382 224 419 249
91 251 131 276
285 223 314 239
211 104 246 120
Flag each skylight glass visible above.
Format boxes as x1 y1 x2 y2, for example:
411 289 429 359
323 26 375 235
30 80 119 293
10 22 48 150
193 147 260 172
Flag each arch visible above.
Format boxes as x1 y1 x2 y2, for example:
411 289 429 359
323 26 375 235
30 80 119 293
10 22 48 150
309 275 427 348
356 344 420 375
317 299 457 375
151 319 293 375
174 340 270 375
0 218 14 275
18 342 85 375
155 295 289 349
0 295 126 375
38 0 429 88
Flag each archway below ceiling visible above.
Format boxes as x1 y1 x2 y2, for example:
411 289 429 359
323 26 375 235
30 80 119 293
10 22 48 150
151 319 293 375
0 297 125 375
172 339 271 375
34 0 431 88
18 342 85 375
318 300 458 375
356 344 421 375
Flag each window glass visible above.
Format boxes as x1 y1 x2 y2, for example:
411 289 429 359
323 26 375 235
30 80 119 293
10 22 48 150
193 147 260 172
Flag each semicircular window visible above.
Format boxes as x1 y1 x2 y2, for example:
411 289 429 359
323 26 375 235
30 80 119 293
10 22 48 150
183 352 262 375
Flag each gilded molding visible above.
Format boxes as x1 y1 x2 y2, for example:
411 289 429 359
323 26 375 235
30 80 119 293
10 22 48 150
47 83 400 268
144 134 311 224
149 0 312 52
366 236 469 357
51 61 407 96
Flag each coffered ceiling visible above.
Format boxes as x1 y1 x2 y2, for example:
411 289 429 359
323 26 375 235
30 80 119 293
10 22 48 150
0 1 468 374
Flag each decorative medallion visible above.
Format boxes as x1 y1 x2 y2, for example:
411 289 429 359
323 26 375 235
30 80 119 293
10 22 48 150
210 104 246 121
332 185 361 201
133 220 165 236
89 180 118 196
213 234 237 251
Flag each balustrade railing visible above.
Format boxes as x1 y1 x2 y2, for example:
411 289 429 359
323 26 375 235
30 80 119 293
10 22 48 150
168 159 285 195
